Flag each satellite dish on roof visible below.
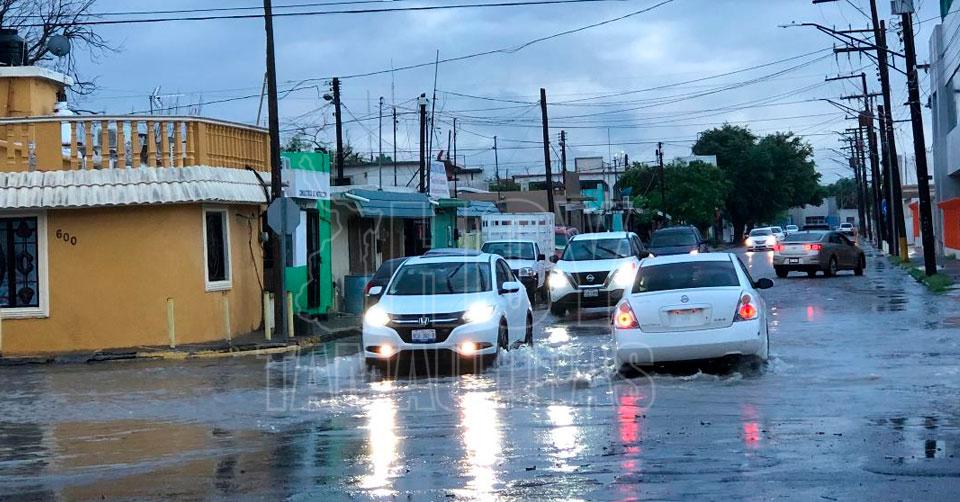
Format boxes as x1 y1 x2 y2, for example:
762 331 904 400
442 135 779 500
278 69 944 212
46 35 70 57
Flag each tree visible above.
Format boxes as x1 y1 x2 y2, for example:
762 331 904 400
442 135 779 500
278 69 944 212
693 125 822 237
617 161 729 232
0 0 116 94
488 178 520 192
823 177 859 209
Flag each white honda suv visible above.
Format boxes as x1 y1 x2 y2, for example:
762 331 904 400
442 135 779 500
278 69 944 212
362 251 533 370
548 232 650 316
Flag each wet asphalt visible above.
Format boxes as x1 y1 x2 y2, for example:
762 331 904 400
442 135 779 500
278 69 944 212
1 248 959 501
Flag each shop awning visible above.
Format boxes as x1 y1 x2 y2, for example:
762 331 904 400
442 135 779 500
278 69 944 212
458 200 499 217
939 197 960 211
342 189 434 218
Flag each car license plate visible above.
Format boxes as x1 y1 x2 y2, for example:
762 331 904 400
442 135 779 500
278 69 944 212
583 289 599 298
411 329 436 343
667 308 708 327
788 258 800 264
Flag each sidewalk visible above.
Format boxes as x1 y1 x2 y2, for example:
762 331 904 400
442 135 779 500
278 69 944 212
0 314 361 366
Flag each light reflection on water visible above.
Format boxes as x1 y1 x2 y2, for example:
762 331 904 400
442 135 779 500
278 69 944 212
459 391 502 500
359 383 400 497
547 405 582 472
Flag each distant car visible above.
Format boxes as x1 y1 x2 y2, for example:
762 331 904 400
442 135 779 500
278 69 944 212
363 252 533 370
481 239 549 303
647 226 708 256
785 225 799 234
838 222 856 238
770 226 786 241
612 253 771 369
801 223 831 231
772 231 866 278
364 257 408 309
745 227 777 251
548 231 650 316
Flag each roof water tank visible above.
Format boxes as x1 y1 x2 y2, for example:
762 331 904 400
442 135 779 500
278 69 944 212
0 29 25 66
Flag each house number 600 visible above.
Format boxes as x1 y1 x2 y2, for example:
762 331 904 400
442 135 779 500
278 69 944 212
55 229 78 246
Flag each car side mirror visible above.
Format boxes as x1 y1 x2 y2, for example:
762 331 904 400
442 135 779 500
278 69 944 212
755 278 774 290
549 255 559 263
367 285 383 296
500 281 522 295
639 250 652 259
537 253 546 261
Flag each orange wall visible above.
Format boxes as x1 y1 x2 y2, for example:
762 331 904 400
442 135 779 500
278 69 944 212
944 206 960 251
2 204 264 356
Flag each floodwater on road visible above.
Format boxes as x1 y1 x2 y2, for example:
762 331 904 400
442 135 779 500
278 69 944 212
1 249 959 500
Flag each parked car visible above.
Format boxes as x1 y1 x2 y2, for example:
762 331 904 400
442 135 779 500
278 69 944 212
548 232 650 317
785 224 799 234
838 222 856 238
647 226 708 256
554 226 579 258
744 227 777 251
362 252 533 371
771 226 786 241
364 257 408 309
772 231 866 278
481 239 549 303
612 253 771 369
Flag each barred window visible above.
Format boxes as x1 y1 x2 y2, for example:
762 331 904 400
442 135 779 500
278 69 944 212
0 217 41 309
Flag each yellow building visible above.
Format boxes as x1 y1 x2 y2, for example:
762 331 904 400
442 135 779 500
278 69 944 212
0 67 270 356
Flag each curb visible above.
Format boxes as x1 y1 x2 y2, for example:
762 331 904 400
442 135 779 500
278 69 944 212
0 328 360 366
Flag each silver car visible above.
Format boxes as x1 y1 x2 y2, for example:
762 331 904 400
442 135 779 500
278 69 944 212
772 231 866 278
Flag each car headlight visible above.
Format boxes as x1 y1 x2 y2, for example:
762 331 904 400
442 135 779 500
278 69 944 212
611 263 638 288
548 270 570 289
518 267 536 277
364 305 390 327
463 303 496 324
745 238 754 246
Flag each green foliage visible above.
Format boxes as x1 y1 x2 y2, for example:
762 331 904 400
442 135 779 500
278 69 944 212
489 179 521 192
617 161 729 231
692 125 822 235
823 177 859 209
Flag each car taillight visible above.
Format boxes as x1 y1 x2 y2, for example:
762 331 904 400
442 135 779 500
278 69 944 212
773 244 784 252
735 294 758 321
613 302 639 329
804 244 822 251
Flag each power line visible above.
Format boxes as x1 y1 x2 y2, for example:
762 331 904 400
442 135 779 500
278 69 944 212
20 0 657 27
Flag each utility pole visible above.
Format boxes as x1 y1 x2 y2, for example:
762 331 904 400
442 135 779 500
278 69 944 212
855 126 873 241
262 0 286 339
847 134 867 238
493 136 500 182
560 130 567 181
392 106 398 186
453 117 458 172
540 88 555 215
878 104 896 252
657 142 666 212
877 19 908 259
378 96 383 190
418 93 427 193
897 2 938 275
331 77 345 185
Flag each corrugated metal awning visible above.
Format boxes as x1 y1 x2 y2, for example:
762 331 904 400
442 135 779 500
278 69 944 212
0 166 269 209
342 189 434 218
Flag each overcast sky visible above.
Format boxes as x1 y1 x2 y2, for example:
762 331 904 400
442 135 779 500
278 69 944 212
69 0 941 183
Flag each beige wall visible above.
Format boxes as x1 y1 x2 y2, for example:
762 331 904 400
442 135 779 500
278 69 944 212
0 75 61 117
2 204 264 356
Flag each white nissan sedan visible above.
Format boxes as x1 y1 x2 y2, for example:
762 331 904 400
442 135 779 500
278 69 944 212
613 253 772 370
363 252 533 370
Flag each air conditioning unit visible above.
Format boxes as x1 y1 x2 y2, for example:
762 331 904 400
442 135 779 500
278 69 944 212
891 0 914 14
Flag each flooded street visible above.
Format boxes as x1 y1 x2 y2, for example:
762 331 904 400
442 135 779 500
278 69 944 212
2 249 959 501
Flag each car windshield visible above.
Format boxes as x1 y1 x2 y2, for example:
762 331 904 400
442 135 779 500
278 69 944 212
749 229 772 236
387 262 491 295
481 242 535 260
634 261 740 293
372 258 405 282
772 227 783 233
562 238 632 261
650 231 698 247
841 223 853 228
783 231 826 242
786 225 798 230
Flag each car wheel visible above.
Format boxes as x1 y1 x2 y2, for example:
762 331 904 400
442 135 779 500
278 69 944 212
524 313 534 345
549 302 566 317
825 256 838 277
807 270 818 278
525 285 537 305
854 255 865 276
498 320 509 351
775 267 788 278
